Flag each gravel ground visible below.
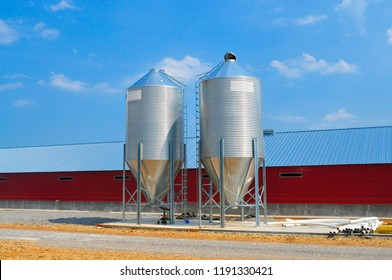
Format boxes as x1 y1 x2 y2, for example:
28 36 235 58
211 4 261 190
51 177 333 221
1 228 391 259
0 209 126 225
1 209 392 260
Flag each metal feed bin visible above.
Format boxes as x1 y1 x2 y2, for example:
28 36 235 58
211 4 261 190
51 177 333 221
125 68 184 207
199 52 265 209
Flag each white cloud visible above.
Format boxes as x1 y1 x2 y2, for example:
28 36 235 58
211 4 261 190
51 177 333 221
0 19 19 45
295 15 327 25
335 0 368 34
270 60 302 78
4 73 30 79
271 53 357 78
34 22 60 40
274 15 327 26
387 28 392 45
50 0 78 12
50 73 88 92
13 99 34 108
123 55 212 88
39 28 60 39
0 82 24 92
311 108 358 129
1 20 60 44
49 73 120 94
157 55 212 82
323 108 355 122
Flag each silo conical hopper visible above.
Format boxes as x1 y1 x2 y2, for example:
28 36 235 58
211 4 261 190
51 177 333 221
200 52 264 207
125 68 183 206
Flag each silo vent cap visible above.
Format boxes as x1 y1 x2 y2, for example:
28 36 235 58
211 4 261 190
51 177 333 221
224 52 237 61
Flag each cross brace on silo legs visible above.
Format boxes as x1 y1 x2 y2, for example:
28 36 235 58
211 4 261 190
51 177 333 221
197 137 266 228
121 142 145 225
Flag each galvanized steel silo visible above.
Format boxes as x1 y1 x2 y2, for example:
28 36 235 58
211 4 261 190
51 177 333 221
200 52 264 207
125 68 183 205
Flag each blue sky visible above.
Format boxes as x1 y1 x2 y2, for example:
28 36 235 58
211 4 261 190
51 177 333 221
1 0 392 148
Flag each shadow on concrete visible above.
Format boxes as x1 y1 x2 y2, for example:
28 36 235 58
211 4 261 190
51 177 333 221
48 217 121 226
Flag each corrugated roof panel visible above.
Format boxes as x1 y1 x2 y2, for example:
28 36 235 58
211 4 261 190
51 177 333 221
0 126 391 173
185 137 198 169
265 126 392 166
0 142 125 173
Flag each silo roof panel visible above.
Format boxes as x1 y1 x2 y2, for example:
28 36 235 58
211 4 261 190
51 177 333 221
202 60 251 80
129 69 180 88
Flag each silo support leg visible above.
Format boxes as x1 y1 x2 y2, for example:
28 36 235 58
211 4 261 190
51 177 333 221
169 141 175 225
219 137 225 228
262 158 267 225
253 138 260 227
137 142 143 225
198 141 202 227
122 144 126 223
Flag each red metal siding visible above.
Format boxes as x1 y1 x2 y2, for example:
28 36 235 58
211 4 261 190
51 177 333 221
0 171 127 202
0 164 391 204
265 164 392 204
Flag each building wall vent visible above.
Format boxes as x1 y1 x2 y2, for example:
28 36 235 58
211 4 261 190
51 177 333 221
58 176 73 181
113 175 131 180
279 172 303 178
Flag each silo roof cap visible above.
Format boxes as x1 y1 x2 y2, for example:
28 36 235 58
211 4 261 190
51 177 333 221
202 52 250 80
128 68 180 89
224 52 237 61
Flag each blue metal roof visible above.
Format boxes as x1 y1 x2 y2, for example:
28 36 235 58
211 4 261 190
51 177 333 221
0 126 391 173
264 126 392 166
0 142 125 173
